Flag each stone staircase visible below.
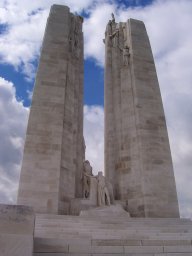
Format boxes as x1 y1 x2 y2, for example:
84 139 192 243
34 208 192 256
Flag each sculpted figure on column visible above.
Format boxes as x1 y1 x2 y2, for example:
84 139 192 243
111 13 115 23
122 45 130 66
104 17 180 217
83 160 93 198
97 172 110 206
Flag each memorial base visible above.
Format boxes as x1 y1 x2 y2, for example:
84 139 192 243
34 208 192 255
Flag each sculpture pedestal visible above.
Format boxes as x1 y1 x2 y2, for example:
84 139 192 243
71 176 98 215
80 204 130 217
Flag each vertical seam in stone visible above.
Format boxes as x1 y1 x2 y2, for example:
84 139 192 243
59 53 69 213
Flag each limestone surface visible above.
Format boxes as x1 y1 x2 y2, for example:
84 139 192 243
104 17 179 218
0 204 34 256
34 213 192 255
17 5 179 218
17 5 84 214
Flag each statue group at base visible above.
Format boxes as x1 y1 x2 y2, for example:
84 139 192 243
83 160 112 207
97 171 111 206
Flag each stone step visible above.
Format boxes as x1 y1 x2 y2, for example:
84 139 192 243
35 226 192 234
35 227 192 234
34 215 192 255
34 237 192 244
36 223 192 229
36 226 192 231
33 253 192 256
35 225 192 232
35 232 192 241
34 239 192 254
36 220 192 226
34 236 192 248
36 214 191 223
36 218 192 228
93 239 192 246
36 217 192 225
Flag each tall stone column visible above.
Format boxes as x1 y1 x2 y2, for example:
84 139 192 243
104 18 179 217
17 5 84 214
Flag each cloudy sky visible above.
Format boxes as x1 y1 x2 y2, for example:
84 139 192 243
0 0 192 218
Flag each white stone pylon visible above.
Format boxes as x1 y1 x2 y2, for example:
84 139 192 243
17 5 84 214
104 18 179 218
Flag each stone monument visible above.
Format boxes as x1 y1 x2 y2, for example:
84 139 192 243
2 5 192 256
17 5 84 215
17 7 179 219
104 15 179 218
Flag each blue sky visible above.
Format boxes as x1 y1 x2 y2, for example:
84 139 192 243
0 0 154 108
0 0 192 218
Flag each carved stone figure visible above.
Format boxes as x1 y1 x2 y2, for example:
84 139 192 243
119 45 130 66
123 45 130 66
84 160 93 175
69 15 81 58
106 179 114 204
83 160 93 198
97 172 110 206
106 20 112 34
111 13 115 23
110 28 119 47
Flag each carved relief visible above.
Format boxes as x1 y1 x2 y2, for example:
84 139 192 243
122 45 130 66
97 171 111 206
105 14 120 48
118 44 130 66
111 13 115 23
110 27 119 47
83 160 93 198
105 18 131 66
69 15 82 58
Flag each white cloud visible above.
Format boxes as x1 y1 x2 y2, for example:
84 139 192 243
0 8 48 80
84 3 116 65
0 0 97 24
84 105 104 175
0 0 106 79
0 77 29 203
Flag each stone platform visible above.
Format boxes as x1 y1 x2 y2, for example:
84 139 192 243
34 210 192 256
0 204 35 256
